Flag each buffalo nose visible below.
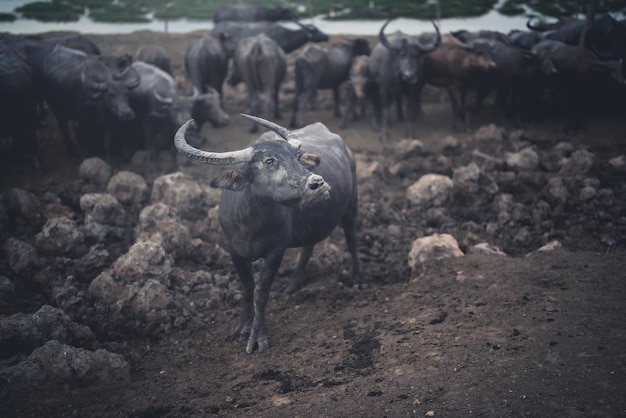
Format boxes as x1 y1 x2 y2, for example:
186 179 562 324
307 174 325 191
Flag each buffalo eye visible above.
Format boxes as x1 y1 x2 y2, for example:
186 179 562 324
264 157 275 167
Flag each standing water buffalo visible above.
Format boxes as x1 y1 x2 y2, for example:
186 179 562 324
121 61 229 173
340 55 377 129
212 21 329 55
289 38 370 128
369 19 441 141
213 3 296 23
228 34 286 133
41 45 140 159
133 44 172 75
185 34 233 98
174 115 365 353
0 41 42 170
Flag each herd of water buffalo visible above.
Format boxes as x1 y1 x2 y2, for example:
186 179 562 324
1 2 626 174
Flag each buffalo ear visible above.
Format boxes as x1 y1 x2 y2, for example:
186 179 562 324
298 152 320 168
210 169 249 191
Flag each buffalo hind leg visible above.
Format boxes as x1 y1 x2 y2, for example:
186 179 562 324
284 245 314 294
230 252 255 344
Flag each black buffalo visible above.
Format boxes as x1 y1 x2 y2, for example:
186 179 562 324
0 41 42 170
185 34 233 98
41 45 140 159
133 44 172 75
369 19 441 141
289 38 370 128
119 61 229 173
212 21 329 55
228 34 286 133
213 3 296 23
174 115 365 353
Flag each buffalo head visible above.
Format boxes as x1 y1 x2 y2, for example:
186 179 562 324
175 115 329 206
379 19 441 83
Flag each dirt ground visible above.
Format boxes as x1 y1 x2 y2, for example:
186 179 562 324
2 30 626 417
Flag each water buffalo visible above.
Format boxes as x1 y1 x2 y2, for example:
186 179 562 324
467 38 545 128
0 41 42 170
507 30 543 50
531 39 625 132
415 41 496 132
228 34 286 133
369 19 441 141
213 3 296 23
289 38 370 128
41 45 140 159
340 55 378 130
121 61 229 173
212 21 329 55
133 44 172 75
185 34 233 98
174 115 365 353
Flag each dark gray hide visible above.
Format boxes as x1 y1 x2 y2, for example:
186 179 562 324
42 45 140 160
0 41 42 170
174 115 365 354
212 21 329 55
340 55 377 130
289 38 371 128
184 34 232 97
213 3 296 23
133 44 172 75
369 19 441 141
124 61 229 173
229 34 286 133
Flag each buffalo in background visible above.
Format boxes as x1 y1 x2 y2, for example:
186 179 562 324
213 3 296 23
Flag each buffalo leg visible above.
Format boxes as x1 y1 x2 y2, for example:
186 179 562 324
247 250 284 354
230 252 255 343
284 245 314 294
332 87 342 118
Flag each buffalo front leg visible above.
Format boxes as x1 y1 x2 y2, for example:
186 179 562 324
247 250 284 353
230 252 255 344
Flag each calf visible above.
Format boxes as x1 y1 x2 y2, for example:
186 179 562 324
339 55 378 129
174 115 365 353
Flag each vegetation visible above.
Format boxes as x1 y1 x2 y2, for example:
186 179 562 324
0 12 17 22
7 0 626 24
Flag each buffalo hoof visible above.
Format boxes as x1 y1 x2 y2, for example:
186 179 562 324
246 328 270 354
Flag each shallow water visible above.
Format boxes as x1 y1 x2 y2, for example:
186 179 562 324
0 0 530 36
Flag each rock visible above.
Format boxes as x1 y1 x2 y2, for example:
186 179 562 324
138 218 193 260
532 240 563 253
88 270 130 307
0 275 15 315
559 149 595 176
357 159 386 180
474 124 505 142
80 193 129 227
106 171 149 206
468 243 507 256
8 188 42 221
75 245 112 283
0 340 130 389
408 233 464 271
453 163 481 194
78 157 112 189
395 139 425 158
406 174 453 207
3 237 40 274
546 177 568 204
129 279 173 314
579 186 596 201
112 241 172 286
151 172 205 221
34 217 87 258
505 147 539 171
0 305 98 354
441 135 459 151
609 155 626 172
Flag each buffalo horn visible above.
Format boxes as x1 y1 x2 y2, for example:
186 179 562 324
416 20 442 53
378 19 400 52
174 119 253 165
239 114 303 149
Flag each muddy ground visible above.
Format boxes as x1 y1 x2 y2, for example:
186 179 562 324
1 30 626 417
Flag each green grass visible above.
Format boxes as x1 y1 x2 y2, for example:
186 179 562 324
0 12 17 22
9 0 626 24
